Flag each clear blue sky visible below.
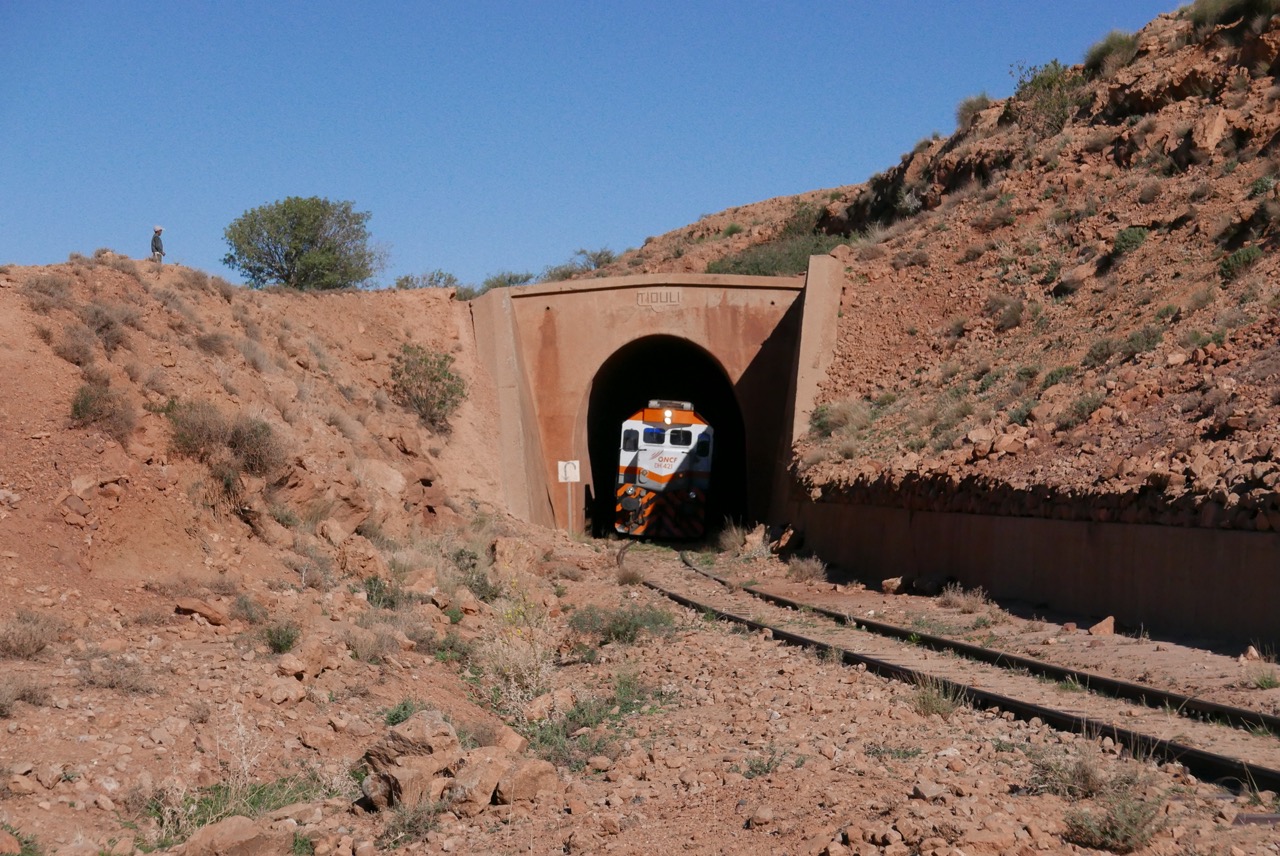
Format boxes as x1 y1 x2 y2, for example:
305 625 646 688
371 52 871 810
1 1 1179 288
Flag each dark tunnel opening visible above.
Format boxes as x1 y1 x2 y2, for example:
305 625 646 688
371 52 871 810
586 335 748 538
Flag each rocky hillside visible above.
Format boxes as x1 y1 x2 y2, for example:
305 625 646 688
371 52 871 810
599 7 1280 532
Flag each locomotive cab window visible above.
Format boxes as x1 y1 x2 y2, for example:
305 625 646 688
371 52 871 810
622 429 639 453
643 428 666 445
669 429 692 446
695 435 711 457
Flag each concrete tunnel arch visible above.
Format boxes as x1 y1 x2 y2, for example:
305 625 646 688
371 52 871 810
584 335 748 537
467 260 842 533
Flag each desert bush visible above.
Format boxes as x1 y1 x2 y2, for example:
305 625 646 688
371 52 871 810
520 673 663 770
911 674 967 720
382 698 425 726
1011 60 1088 137
1188 0 1278 38
230 595 267 625
1137 181 1161 204
0 677 49 716
786 556 827 582
1119 325 1163 360
1083 30 1138 78
1220 245 1262 281
615 566 644 586
81 302 133 354
390 343 466 430
145 767 335 847
984 293 1024 331
80 654 155 694
1083 338 1117 367
264 621 301 654
809 400 873 437
168 401 231 461
1112 227 1148 257
938 582 991 613
227 416 285 476
1249 175 1276 198
23 274 76 314
1059 391 1106 430
1028 749 1109 799
195 332 233 355
705 231 845 276
0 612 61 659
70 382 136 444
1063 792 1162 852
718 520 747 553
955 92 991 129
568 604 674 646
53 324 97 366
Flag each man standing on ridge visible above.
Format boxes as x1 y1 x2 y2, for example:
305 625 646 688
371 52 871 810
151 225 164 264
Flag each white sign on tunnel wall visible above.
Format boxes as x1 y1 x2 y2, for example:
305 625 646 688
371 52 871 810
636 288 682 310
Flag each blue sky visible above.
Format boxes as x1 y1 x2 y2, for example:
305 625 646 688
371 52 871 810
1 1 1179 287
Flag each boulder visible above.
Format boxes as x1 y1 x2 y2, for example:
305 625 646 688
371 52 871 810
451 746 516 816
495 758 561 805
174 598 227 626
176 815 291 856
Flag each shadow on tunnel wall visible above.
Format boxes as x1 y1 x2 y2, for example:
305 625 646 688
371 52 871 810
587 336 747 538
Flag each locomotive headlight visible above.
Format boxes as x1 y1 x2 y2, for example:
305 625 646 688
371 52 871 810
663 409 673 424
625 486 635 496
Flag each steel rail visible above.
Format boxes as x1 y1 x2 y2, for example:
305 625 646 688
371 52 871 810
621 552 1280 795
676 554 1280 737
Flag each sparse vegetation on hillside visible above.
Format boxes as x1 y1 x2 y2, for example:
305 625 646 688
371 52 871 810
390 343 466 430
1082 30 1138 79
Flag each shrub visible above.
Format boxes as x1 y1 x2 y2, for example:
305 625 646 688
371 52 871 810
568 604 674 645
0 611 61 659
984 293 1024 331
1083 338 1117 367
912 675 966 720
82 302 136 353
395 270 458 290
1188 0 1279 37
1220 245 1262 281
1120 326 1162 360
1063 793 1162 852
21 273 75 313
955 92 991 129
1010 60 1088 137
229 595 267 625
382 698 423 726
809 400 873 437
1083 30 1138 78
786 556 827 582
390 344 466 430
1059 391 1106 429
227 416 285 476
1112 227 1148 257
53 324 97 366
1008 399 1036 426
264 621 301 654
168 401 231 462
938 583 991 613
706 232 845 276
70 383 136 444
1249 176 1276 198
80 655 155 694
195 332 233 355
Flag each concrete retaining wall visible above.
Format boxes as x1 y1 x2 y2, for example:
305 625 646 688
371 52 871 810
788 496 1280 648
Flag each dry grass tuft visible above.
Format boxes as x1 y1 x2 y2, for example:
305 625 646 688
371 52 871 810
937 582 992 614
786 555 827 583
0 611 62 659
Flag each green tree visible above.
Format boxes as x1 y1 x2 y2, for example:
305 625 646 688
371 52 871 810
222 197 383 290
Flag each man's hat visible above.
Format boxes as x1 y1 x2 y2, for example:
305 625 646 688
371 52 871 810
154 225 163 232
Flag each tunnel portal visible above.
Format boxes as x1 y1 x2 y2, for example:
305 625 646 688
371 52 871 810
586 335 747 537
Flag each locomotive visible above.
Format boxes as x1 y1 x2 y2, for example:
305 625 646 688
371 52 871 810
614 400 713 539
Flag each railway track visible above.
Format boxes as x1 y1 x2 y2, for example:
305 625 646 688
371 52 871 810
618 544 1280 797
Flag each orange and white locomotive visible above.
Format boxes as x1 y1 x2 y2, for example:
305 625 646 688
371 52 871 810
615 400 713 538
